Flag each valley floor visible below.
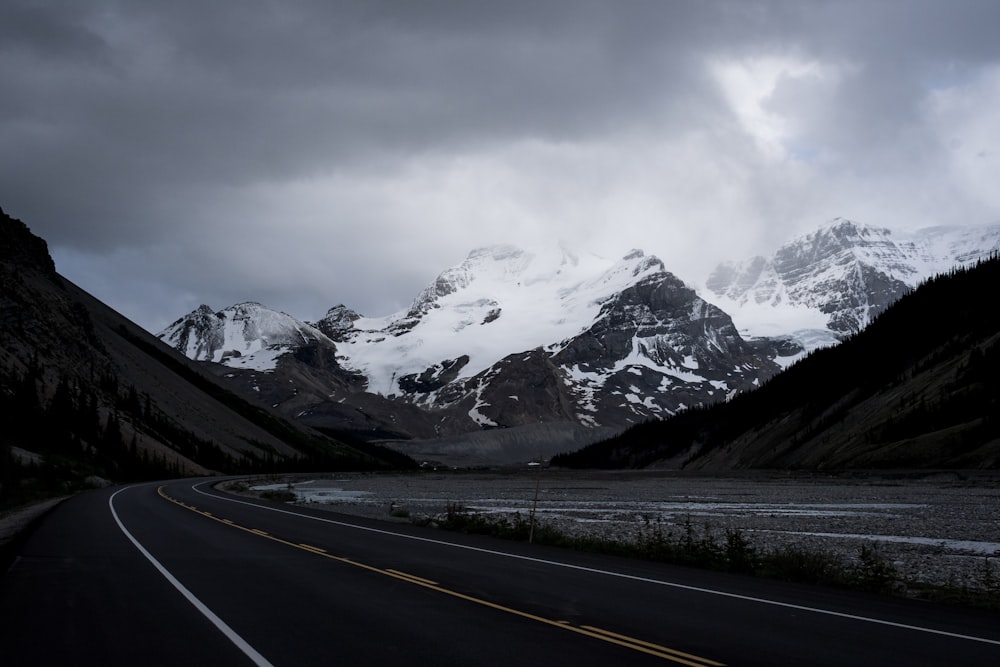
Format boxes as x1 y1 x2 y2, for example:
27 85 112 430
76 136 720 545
230 469 1000 596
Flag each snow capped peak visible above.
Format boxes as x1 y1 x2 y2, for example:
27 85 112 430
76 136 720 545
446 244 580 285
706 221 1000 351
467 244 527 262
158 302 334 371
818 217 885 236
771 219 895 270
331 243 676 396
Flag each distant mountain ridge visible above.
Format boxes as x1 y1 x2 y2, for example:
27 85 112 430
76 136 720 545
160 245 786 455
157 219 1000 464
705 219 1000 351
10 201 994 479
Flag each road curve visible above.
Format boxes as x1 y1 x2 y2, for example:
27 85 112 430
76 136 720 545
2 478 999 666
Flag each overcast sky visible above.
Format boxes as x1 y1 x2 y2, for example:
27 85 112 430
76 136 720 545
3 1 999 332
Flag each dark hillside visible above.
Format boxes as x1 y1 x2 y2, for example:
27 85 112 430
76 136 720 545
553 255 1000 470
1 208 411 508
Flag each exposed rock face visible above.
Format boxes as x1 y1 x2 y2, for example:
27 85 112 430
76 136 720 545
550 271 776 426
0 208 105 375
0 207 57 276
162 305 225 362
315 305 361 341
398 356 470 394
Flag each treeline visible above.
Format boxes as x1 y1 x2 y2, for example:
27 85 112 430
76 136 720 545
553 254 1000 469
1 361 181 507
0 353 410 509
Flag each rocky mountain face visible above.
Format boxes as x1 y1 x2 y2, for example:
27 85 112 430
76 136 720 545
705 219 1000 351
160 246 789 457
1 209 105 380
0 212 56 275
547 268 778 426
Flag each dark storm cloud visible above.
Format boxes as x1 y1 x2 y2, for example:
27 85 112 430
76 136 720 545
2 1 999 331
2 1 725 252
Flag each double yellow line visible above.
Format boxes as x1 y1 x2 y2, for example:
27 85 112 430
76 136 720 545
158 487 724 666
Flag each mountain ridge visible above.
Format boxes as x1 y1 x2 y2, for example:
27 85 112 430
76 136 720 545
160 244 787 449
6 205 998 476
705 218 1000 350
156 219 1000 464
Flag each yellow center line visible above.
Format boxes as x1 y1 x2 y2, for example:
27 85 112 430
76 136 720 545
583 625 726 666
385 569 438 586
157 486 724 665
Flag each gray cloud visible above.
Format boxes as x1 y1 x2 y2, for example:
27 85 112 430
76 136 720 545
2 0 999 331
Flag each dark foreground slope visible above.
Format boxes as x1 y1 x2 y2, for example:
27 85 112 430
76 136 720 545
0 208 410 507
554 254 1000 470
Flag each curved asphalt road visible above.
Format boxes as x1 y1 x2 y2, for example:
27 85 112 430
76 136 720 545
2 478 999 666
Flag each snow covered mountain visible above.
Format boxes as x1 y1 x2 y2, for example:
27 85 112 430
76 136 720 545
159 245 786 441
159 301 338 371
157 220 1000 457
704 219 1000 355
318 244 628 397
318 245 785 427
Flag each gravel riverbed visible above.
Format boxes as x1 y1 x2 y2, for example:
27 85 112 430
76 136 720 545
232 469 1000 595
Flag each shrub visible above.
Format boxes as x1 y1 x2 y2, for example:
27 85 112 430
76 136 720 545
850 544 899 593
760 546 844 585
260 489 296 502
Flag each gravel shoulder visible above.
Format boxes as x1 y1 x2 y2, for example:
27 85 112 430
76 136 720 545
0 497 70 548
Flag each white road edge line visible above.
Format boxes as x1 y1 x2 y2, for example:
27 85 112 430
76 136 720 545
192 480 1000 648
110 486 275 667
